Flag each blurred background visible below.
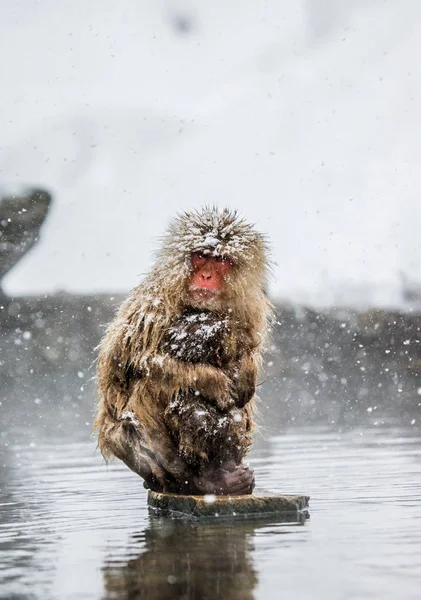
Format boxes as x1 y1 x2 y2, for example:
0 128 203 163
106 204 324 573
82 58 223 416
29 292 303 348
1 3 421 599
2 0 421 305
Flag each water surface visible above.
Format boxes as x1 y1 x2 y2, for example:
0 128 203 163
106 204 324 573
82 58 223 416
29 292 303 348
1 425 420 599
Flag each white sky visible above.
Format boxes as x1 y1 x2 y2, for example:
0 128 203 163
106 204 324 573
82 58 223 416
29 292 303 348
1 0 421 307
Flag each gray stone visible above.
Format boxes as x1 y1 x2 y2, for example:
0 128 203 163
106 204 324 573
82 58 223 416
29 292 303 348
0 188 52 287
148 490 310 521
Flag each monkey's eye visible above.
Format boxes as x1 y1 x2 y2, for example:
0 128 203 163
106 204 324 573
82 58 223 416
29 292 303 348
191 251 233 269
215 255 233 266
191 252 208 267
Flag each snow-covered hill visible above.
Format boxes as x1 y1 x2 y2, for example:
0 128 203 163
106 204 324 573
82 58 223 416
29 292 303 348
1 0 421 308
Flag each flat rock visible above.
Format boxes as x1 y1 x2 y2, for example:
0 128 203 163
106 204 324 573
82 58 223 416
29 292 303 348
148 489 310 521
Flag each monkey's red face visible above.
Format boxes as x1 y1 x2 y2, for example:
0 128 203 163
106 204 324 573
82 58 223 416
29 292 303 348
189 252 233 300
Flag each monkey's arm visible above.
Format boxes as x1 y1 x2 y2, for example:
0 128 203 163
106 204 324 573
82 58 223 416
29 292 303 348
141 353 236 410
230 353 259 408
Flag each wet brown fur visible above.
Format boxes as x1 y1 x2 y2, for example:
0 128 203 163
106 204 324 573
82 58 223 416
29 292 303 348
94 207 272 493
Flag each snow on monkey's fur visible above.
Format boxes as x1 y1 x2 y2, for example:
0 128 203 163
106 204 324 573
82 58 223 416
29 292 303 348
100 206 272 379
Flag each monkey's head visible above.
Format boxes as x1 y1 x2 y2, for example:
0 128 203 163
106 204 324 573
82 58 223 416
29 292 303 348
123 207 271 358
158 206 270 312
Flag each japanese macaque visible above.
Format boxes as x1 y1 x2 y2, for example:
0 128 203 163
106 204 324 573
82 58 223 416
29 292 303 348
95 207 272 495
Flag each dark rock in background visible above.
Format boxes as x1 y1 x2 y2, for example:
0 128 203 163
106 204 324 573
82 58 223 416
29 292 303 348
0 190 420 443
0 188 51 292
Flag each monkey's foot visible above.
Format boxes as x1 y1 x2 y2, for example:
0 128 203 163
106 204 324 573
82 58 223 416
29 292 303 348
191 462 255 496
143 478 164 493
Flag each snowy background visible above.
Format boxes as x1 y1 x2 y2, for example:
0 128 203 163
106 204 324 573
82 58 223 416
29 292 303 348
1 0 421 307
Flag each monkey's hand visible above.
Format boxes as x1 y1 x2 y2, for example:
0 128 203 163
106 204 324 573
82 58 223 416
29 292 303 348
230 355 258 408
191 366 237 411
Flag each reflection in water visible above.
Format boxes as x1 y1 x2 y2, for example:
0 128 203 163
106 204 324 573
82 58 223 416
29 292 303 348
102 516 306 600
103 518 258 600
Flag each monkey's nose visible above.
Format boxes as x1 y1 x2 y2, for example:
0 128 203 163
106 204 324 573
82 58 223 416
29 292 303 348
201 272 212 280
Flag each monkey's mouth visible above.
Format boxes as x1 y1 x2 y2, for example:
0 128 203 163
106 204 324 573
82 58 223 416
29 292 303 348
189 286 220 301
